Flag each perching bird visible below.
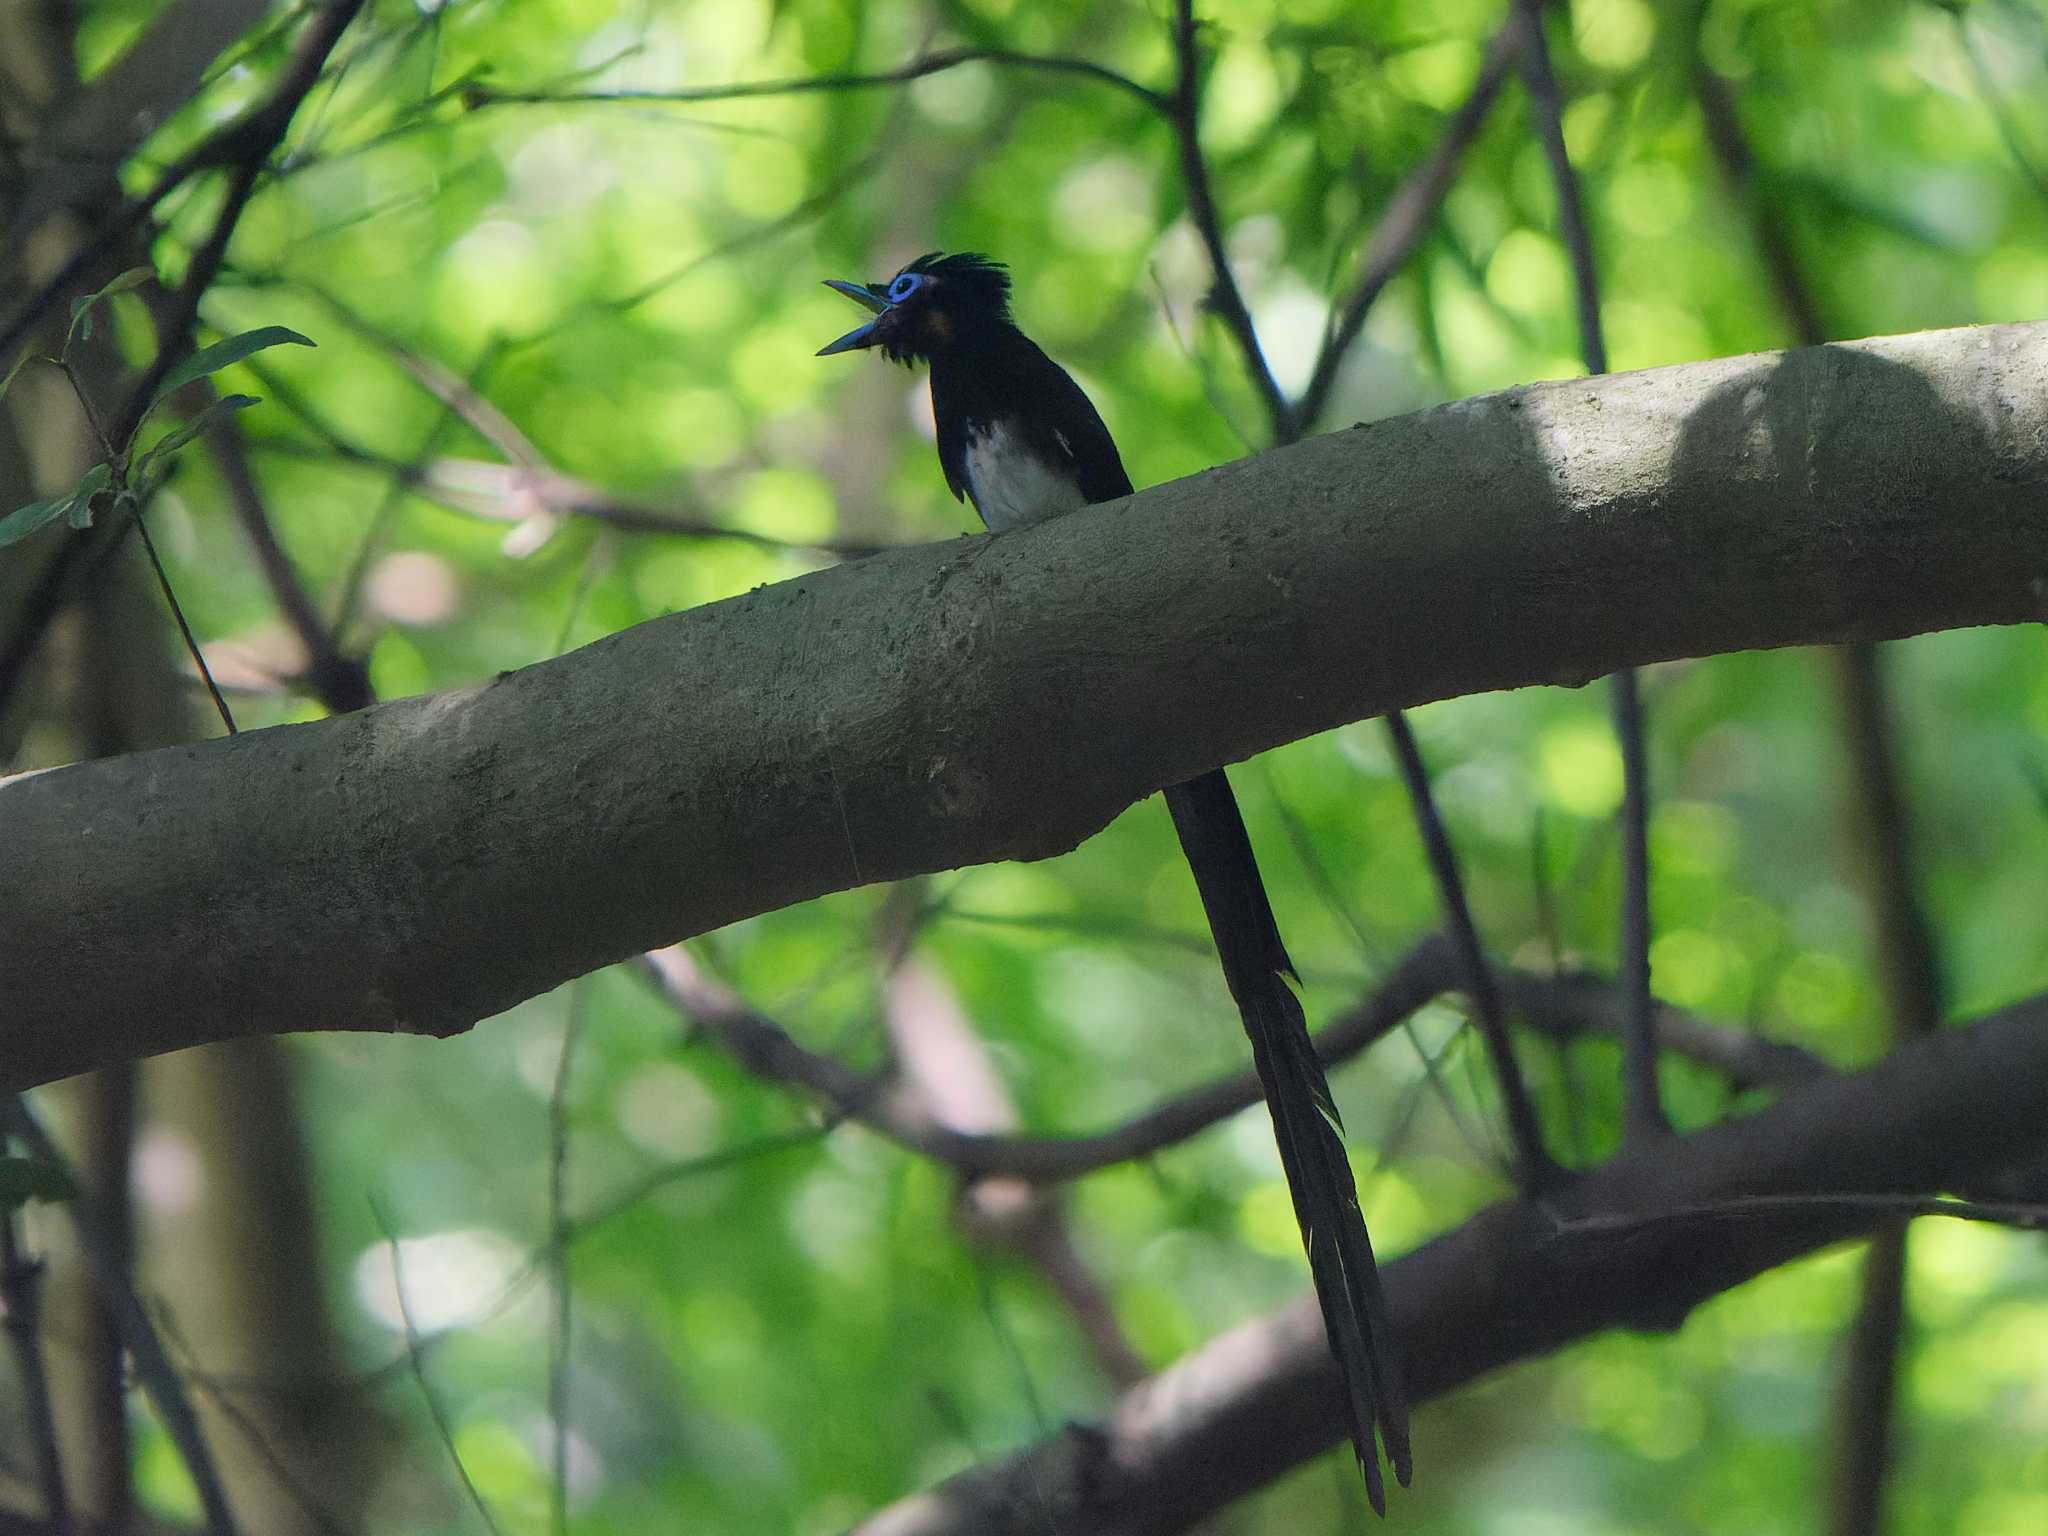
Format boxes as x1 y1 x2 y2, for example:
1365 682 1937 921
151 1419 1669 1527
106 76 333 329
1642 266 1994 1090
819 252 1411 1509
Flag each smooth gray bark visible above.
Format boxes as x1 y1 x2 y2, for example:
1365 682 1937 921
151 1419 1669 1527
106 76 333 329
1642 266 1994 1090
5 320 2048 1087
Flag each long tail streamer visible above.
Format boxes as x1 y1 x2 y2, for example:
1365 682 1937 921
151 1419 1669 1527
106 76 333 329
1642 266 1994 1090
1164 769 1411 1512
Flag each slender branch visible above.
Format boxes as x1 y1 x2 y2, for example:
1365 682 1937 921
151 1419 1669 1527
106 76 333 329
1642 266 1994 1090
0 0 367 720
111 0 366 453
204 407 373 712
0 1216 65 1529
1949 6 2048 205
374 1202 503 1536
546 987 582 1536
0 1099 239 1536
1689 34 1828 347
1830 1222 1909 1536
1514 0 1666 1144
1607 669 1662 1138
647 934 1820 1185
239 373 899 557
279 281 543 468
133 509 237 734
1294 20 1520 433
459 46 1168 116
1383 714 1555 1183
1168 1 1288 436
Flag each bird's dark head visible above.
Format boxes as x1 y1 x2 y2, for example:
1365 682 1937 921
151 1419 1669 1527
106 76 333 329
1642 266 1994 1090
816 251 1012 365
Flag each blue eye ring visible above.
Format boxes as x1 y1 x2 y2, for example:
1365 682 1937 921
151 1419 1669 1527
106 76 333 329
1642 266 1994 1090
887 272 925 303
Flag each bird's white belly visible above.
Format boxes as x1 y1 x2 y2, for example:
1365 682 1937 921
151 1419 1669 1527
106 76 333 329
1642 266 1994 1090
964 421 1086 531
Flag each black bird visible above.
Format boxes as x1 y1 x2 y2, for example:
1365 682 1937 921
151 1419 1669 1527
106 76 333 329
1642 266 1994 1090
820 252 1411 1509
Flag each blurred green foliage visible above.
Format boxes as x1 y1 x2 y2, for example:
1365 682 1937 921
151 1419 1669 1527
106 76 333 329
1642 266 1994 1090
48 0 2048 1529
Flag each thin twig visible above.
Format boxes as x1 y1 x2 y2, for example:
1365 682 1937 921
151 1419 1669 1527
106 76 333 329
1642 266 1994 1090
1949 6 2048 205
371 1199 503 1536
460 46 1167 116
284 282 543 468
151 1305 358 1536
0 1214 66 1528
643 934 1819 1186
564 1125 829 1238
1383 713 1555 1185
1294 19 1520 433
204 405 373 712
0 0 367 721
1515 0 1666 1144
547 986 584 1536
0 1098 240 1536
1168 1 1289 437
133 509 237 735
1688 31 1827 346
112 0 368 454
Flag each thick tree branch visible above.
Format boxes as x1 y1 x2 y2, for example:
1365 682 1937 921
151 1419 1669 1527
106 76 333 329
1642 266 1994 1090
849 991 2048 1535
5 322 2048 1087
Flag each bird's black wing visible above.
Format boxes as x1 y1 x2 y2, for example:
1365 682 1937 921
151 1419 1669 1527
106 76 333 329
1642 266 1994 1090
931 370 971 505
1010 336 1134 503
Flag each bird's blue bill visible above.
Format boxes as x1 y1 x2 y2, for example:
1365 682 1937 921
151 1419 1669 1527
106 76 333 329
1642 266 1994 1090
816 279 889 355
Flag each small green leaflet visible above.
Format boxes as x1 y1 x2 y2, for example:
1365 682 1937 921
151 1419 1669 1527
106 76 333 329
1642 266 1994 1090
66 265 155 348
146 326 315 419
0 1154 77 1211
0 493 72 548
133 394 261 482
0 344 36 403
0 462 111 548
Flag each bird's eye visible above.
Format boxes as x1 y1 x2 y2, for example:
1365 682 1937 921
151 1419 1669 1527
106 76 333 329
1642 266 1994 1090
887 273 924 303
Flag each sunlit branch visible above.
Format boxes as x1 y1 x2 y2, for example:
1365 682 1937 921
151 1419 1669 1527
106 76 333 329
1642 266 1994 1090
7 321 2047 1081
278 280 545 469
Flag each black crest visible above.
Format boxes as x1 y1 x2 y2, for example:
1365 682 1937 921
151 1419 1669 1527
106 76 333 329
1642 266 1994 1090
902 251 1012 319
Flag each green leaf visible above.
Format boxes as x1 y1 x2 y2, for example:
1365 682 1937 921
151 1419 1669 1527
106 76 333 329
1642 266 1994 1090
147 326 315 418
0 494 75 548
65 265 155 348
134 394 261 480
61 463 114 530
0 461 112 548
0 345 38 403
0 1154 76 1211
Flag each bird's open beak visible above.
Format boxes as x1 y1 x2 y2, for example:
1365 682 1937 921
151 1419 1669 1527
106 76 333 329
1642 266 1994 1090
816 279 890 356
